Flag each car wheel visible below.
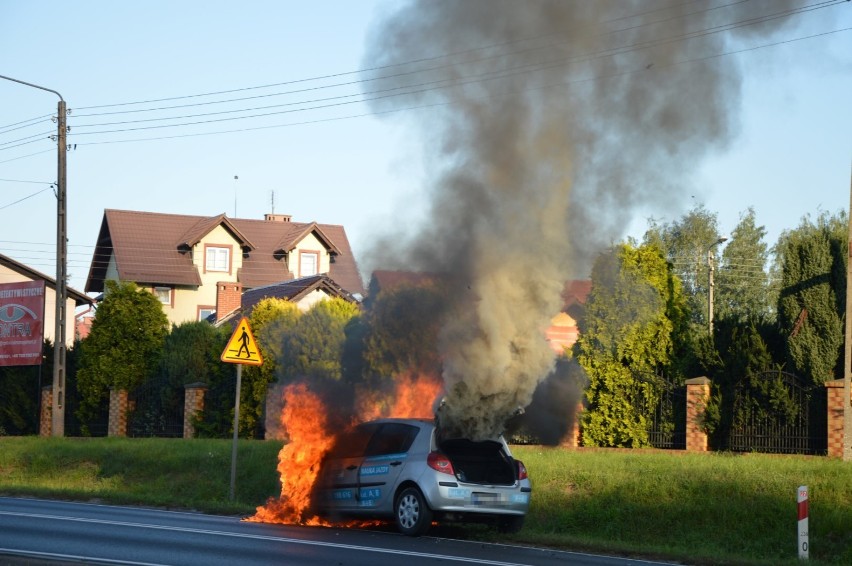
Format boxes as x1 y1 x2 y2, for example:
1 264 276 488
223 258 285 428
497 515 524 534
395 487 432 536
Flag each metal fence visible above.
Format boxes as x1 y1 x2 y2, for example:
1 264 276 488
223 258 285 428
631 372 686 450
128 375 184 438
726 370 827 455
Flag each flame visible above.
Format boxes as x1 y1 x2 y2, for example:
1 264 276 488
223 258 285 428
250 373 444 526
359 375 443 421
248 383 335 525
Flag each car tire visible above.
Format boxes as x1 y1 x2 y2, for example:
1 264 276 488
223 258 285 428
394 487 432 536
497 515 524 534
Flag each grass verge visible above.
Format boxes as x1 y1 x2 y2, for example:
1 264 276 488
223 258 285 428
1 438 849 565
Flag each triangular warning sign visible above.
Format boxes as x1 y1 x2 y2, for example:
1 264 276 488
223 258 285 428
221 317 264 366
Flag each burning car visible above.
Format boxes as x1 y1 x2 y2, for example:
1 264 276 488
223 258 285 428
312 417 531 536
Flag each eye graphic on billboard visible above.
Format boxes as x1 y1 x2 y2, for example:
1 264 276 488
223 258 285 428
0 280 46 367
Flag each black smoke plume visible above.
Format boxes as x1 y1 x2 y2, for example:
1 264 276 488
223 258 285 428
361 0 804 440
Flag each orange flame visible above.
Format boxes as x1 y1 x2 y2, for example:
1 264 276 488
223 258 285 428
249 383 335 525
359 372 444 420
250 373 444 526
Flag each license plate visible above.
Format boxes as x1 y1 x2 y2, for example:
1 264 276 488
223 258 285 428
471 493 499 505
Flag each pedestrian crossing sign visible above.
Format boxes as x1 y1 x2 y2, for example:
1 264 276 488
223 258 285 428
221 317 264 366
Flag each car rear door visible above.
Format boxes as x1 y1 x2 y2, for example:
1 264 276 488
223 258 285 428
318 423 379 511
357 422 420 511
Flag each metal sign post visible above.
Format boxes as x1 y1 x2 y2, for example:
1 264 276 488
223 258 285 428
221 318 263 501
230 364 243 501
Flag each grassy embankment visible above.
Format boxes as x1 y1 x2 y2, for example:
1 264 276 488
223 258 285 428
0 437 849 565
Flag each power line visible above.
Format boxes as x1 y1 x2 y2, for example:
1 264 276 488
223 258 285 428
0 187 53 211
67 0 845 126
0 136 53 153
68 0 750 123
0 148 55 165
0 177 53 184
65 24 852 148
76 1 844 129
0 112 54 133
0 130 53 148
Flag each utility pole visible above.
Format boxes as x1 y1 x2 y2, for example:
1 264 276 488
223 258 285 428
54 99 68 437
0 75 67 436
843 170 852 461
707 236 728 337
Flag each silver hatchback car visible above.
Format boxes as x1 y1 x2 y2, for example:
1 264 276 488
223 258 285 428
313 418 531 536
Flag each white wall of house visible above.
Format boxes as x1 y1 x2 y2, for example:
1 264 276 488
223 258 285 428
106 255 119 281
296 289 332 311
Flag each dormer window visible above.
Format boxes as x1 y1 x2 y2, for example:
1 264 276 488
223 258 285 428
205 246 231 273
299 250 319 277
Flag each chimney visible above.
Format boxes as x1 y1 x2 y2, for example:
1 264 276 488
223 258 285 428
216 281 243 321
264 213 291 223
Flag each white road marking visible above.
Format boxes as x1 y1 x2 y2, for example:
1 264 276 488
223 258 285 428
0 510 532 565
0 547 168 566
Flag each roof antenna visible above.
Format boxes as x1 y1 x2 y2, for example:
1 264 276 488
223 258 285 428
270 190 275 214
233 175 238 217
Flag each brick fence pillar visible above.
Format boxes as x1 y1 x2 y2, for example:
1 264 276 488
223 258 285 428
264 382 286 441
108 388 129 437
183 383 207 439
40 385 52 437
561 401 584 448
825 380 847 458
685 377 711 452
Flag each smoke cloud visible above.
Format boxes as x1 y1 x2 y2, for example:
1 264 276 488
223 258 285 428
361 0 803 440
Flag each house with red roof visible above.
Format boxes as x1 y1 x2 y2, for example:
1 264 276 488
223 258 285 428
85 210 364 325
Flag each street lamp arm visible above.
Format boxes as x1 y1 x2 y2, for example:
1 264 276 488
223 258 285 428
1 73 67 436
0 74 64 101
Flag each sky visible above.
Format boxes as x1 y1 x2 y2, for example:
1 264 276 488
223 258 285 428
0 0 850 295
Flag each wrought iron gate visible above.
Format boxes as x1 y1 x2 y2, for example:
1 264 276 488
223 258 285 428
631 372 686 449
128 375 184 438
727 370 826 455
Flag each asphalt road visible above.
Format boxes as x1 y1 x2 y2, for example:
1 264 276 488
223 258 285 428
0 497 680 566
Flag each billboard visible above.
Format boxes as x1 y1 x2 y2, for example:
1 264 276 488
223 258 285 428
0 280 46 366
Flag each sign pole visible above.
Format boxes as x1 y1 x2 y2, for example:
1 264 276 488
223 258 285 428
798 486 809 560
220 317 263 502
229 363 242 502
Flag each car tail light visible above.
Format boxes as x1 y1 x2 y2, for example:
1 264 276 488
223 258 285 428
427 451 455 476
516 460 528 480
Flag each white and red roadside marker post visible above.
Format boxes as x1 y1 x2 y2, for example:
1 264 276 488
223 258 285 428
798 485 809 560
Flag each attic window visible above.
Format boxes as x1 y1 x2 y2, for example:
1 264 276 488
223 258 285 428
299 251 319 277
206 246 230 273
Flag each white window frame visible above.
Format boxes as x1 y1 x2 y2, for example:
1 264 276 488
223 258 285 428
198 307 216 322
205 246 230 273
153 286 172 305
299 250 319 277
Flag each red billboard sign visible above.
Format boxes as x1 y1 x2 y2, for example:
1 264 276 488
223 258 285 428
0 280 46 366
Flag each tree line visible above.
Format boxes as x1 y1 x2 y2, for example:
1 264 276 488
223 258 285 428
578 206 847 447
0 206 847 445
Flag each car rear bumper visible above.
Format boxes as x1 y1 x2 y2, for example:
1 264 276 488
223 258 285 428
421 478 531 515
